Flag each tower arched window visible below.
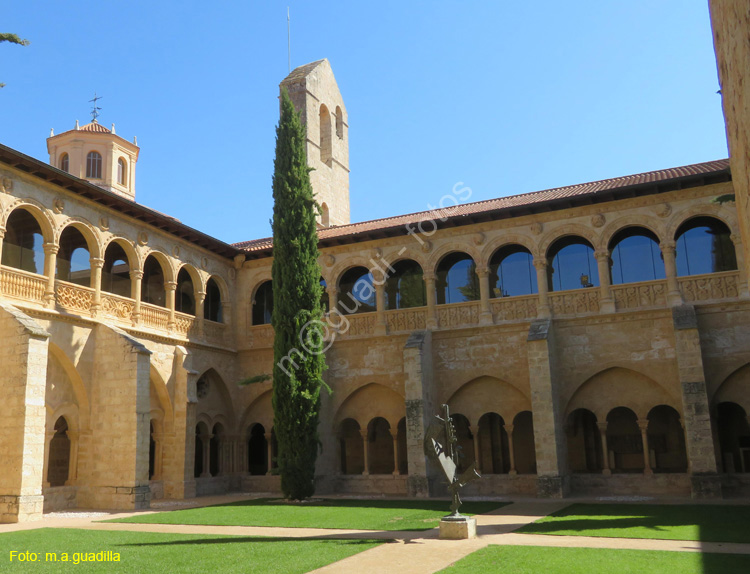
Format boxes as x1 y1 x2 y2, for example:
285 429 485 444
117 158 127 186
59 153 69 173
319 104 332 164
86 151 102 179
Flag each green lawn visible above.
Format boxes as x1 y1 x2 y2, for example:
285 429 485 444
106 498 508 531
439 545 750 574
518 503 750 543
1 528 380 573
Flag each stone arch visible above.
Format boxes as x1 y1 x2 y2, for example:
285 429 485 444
196 368 236 432
481 234 540 264
329 256 374 289
600 215 665 249
46 343 89 431
102 237 138 271
383 248 428 271
334 383 404 431
142 249 175 283
2 199 55 242
566 366 678 421
56 218 102 259
446 376 530 427
240 390 273 434
47 402 80 434
712 363 750 415
426 243 482 276
539 223 601 255
206 273 230 304
176 262 204 294
666 205 738 240
149 364 173 429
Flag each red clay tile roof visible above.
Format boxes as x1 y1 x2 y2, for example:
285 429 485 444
78 121 111 133
234 159 731 255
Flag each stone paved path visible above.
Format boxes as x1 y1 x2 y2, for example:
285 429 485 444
3 497 750 573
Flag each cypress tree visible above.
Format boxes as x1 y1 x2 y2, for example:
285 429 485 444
270 88 326 500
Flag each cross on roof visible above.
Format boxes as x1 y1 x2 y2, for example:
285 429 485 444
89 92 103 122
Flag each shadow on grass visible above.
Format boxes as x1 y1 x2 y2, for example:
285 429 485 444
117 536 384 547
518 503 750 544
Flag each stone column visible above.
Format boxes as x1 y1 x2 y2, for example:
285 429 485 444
374 281 387 335
731 234 750 298
672 305 721 498
661 241 683 306
403 331 436 496
476 266 493 325
43 243 59 307
504 424 517 475
532 258 551 318
360 428 370 475
131 270 143 325
326 285 338 315
597 422 611 475
594 250 615 313
527 319 568 497
638 419 653 475
195 291 206 338
423 272 438 329
66 430 80 485
0 228 5 265
153 433 163 480
43 431 55 488
472 429 481 473
90 257 104 316
265 432 273 475
165 280 177 330
201 435 212 477
391 431 400 475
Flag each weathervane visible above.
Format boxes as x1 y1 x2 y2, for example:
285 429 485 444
89 93 103 122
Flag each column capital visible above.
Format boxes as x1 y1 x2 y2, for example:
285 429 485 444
90 257 105 269
326 285 338 296
0 227 6 239
731 233 742 247
532 258 548 270
422 271 437 282
503 423 514 433
130 270 143 280
596 421 608 432
359 428 369 439
594 249 611 262
43 242 59 255
475 266 490 278
660 240 676 254
637 419 649 432
164 281 177 291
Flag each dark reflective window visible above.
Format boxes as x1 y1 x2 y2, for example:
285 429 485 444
57 227 91 287
338 267 375 315
489 245 537 297
142 256 166 307
102 241 130 297
204 278 223 323
547 237 598 292
86 151 102 178
252 280 273 325
675 217 737 276
436 252 478 304
609 228 665 285
2 209 45 274
320 277 329 313
385 260 425 309
60 153 69 173
176 268 195 315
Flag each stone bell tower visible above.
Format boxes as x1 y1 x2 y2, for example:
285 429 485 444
281 59 351 227
47 119 140 201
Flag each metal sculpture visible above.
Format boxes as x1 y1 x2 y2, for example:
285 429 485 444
424 403 481 516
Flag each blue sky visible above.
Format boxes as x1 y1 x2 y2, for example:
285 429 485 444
1 1 727 245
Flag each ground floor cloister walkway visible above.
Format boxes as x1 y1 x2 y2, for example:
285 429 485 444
3 495 750 573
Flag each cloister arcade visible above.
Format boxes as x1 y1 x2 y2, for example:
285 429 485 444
247 210 744 326
0 204 230 338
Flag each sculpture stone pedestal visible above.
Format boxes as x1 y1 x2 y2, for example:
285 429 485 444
439 515 477 539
